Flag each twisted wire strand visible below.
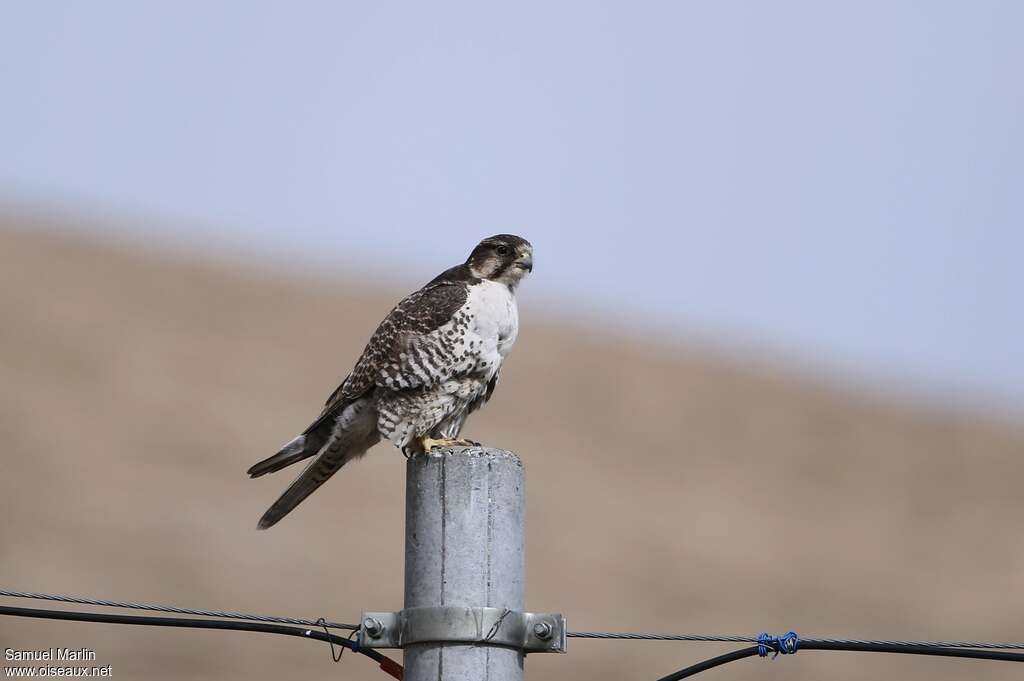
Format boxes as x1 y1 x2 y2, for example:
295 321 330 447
567 631 1024 650
0 589 357 631
6 588 1023 652
570 632 760 643
805 637 1024 650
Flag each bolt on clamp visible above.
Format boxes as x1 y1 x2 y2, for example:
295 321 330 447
358 607 566 653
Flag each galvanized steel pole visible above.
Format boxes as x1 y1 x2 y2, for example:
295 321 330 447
403 446 526 681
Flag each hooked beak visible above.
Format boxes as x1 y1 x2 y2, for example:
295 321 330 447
516 253 533 272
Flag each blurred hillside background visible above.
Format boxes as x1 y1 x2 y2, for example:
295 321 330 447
1 3 1022 681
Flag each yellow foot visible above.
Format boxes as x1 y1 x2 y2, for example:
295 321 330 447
420 437 478 451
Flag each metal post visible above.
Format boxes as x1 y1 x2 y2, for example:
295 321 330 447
403 446 526 681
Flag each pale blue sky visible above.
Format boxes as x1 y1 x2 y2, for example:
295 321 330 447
1 1 1021 411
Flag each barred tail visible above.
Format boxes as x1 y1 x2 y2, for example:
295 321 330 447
256 437 368 529
252 397 379 529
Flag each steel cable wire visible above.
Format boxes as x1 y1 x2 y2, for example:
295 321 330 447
0 588 357 630
9 585 1024 680
0 605 403 679
656 641 1024 680
567 631 1024 649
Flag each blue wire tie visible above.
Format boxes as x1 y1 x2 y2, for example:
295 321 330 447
757 631 800 658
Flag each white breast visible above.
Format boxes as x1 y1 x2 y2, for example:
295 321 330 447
466 280 519 363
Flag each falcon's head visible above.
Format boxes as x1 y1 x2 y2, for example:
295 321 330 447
467 235 533 288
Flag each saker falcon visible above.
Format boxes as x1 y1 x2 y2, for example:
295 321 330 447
248 234 533 529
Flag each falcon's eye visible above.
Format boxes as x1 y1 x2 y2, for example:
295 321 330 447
495 245 512 256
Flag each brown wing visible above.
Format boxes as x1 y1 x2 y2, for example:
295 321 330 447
467 370 500 415
318 280 472 416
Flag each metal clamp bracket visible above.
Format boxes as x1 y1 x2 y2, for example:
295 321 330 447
359 607 566 653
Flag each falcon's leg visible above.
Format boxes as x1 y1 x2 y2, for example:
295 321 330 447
431 410 480 447
420 436 476 451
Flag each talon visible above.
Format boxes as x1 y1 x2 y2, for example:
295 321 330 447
419 436 476 451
